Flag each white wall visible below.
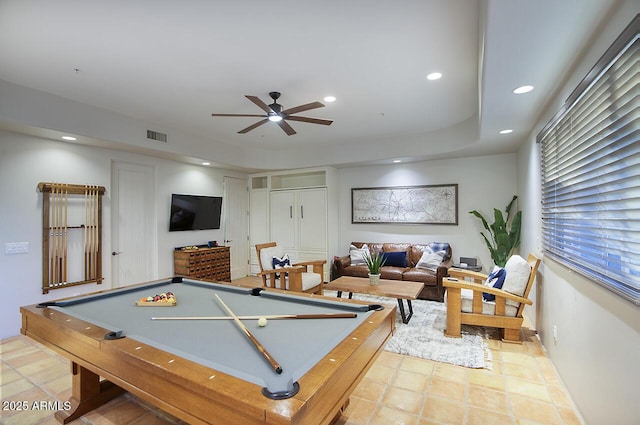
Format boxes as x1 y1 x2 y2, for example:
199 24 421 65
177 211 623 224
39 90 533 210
516 2 640 424
336 154 518 270
0 130 247 340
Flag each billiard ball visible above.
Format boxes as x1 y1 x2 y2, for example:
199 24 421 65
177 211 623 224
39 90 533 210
257 317 268 327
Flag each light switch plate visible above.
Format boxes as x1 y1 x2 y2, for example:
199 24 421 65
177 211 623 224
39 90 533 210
5 242 29 254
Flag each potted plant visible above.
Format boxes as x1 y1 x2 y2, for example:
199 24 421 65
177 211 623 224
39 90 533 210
470 195 522 267
363 251 386 285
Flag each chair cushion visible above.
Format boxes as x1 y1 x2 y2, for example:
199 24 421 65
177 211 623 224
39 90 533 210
260 246 284 271
349 244 369 265
301 272 322 290
460 289 518 317
501 255 532 308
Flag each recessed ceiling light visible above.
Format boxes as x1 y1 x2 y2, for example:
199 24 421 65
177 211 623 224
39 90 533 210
393 159 402 163
324 96 336 103
202 162 211 166
426 72 442 81
61 136 77 141
499 129 513 134
513 85 534 94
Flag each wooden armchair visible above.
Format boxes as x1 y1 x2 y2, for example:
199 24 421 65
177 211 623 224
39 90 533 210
443 253 540 343
255 242 325 295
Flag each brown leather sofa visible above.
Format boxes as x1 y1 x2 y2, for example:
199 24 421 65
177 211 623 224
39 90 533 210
333 242 452 302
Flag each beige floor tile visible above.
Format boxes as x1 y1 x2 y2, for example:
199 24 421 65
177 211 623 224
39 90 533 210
1 364 22 385
557 406 586 425
421 395 465 424
371 405 419 425
341 397 377 424
428 376 466 402
400 356 435 376
433 363 468 383
365 362 397 384
506 377 551 402
392 369 430 393
501 361 544 383
467 384 509 413
82 397 148 425
382 387 425 415
510 394 562 425
377 350 404 368
466 406 514 425
352 377 388 402
1 377 36 398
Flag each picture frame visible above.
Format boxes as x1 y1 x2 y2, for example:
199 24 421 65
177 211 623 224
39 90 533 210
351 184 458 225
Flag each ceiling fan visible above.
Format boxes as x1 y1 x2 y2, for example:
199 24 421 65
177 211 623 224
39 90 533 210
211 92 333 136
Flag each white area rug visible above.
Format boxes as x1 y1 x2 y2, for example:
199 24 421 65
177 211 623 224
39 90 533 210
329 291 497 369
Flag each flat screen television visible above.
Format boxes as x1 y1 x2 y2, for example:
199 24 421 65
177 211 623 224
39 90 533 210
169 194 223 231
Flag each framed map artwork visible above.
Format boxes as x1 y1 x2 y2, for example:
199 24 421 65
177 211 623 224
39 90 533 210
351 184 458 225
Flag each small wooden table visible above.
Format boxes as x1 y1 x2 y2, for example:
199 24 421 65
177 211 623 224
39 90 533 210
326 276 424 324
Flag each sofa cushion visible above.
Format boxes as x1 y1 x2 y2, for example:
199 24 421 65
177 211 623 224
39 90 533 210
381 251 407 267
380 266 405 280
402 268 437 286
341 264 370 278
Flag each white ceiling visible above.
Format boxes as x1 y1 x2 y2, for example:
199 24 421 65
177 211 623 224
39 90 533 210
0 0 617 170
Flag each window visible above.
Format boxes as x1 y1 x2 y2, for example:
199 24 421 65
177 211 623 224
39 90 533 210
538 16 639 305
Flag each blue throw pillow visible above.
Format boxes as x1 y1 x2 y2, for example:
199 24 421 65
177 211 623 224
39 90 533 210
483 267 506 301
272 255 291 279
381 251 407 268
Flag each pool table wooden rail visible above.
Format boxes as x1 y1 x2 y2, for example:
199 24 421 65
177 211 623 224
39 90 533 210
20 287 396 425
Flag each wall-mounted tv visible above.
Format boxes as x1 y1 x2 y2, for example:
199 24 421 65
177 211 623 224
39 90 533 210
169 194 223 231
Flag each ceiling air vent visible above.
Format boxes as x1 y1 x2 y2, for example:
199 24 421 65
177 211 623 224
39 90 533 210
146 129 168 143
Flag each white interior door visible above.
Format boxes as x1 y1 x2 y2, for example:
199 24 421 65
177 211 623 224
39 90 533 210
270 190 296 250
111 161 156 287
223 176 249 280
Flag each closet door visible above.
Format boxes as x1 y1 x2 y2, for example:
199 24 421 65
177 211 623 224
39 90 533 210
269 190 296 251
297 188 327 252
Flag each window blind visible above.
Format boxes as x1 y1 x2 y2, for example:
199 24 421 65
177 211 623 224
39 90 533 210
539 16 639 305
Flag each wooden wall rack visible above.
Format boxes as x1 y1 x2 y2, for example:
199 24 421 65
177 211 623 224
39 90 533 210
38 182 106 294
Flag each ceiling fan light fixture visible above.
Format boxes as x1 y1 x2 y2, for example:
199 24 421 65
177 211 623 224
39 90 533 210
268 114 283 122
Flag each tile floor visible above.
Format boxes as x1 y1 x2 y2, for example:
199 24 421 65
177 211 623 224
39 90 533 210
1 280 585 425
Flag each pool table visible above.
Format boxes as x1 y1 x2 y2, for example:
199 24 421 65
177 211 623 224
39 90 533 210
20 277 395 425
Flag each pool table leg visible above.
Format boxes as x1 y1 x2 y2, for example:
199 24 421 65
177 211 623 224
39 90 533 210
54 362 125 424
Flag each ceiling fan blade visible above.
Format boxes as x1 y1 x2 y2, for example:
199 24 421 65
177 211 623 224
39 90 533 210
282 101 324 115
286 116 333 126
245 95 273 113
238 119 269 134
277 120 297 136
212 113 267 117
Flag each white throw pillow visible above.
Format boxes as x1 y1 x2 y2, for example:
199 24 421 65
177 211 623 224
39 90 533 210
416 252 443 271
349 244 369 265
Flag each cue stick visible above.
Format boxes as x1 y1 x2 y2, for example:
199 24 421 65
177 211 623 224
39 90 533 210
213 293 283 374
151 313 358 321
83 187 89 280
93 186 98 280
63 185 68 282
50 185 56 284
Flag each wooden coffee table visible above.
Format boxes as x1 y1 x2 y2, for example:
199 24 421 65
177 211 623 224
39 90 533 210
325 276 424 324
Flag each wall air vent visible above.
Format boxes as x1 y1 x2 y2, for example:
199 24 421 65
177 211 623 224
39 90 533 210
146 130 168 143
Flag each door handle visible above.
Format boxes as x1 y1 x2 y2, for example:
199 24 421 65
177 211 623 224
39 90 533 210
301 205 304 219
112 251 123 256
289 206 293 218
